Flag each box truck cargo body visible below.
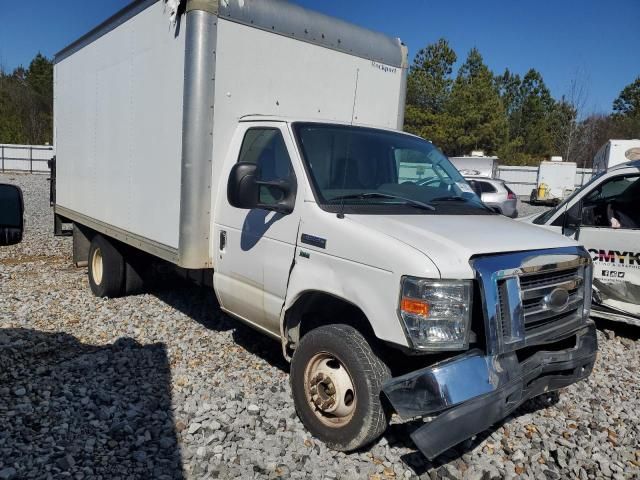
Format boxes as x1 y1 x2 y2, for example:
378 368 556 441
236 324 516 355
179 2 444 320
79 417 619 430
52 0 596 460
54 0 407 268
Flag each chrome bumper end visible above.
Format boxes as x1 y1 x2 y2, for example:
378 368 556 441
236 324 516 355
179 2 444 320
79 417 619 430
382 323 597 459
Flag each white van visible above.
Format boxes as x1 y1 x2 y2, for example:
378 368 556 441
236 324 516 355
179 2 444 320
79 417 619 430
51 0 598 459
522 161 640 325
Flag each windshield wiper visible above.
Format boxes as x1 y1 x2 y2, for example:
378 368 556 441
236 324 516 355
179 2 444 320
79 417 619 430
430 195 495 213
429 196 468 202
330 192 435 211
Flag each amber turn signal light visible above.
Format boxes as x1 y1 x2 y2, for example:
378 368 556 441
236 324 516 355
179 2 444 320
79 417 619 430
401 298 430 316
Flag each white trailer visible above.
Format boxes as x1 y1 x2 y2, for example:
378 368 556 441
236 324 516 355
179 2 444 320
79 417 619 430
593 139 640 175
52 0 596 460
530 159 577 205
449 155 498 178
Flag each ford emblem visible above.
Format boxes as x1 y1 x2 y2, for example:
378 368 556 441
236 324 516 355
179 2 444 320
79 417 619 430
544 288 570 313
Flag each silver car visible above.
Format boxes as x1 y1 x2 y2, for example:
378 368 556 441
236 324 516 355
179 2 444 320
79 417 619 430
466 176 518 218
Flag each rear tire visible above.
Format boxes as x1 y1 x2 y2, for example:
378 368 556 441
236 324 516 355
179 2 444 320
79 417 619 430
88 235 125 298
123 250 148 295
290 324 391 452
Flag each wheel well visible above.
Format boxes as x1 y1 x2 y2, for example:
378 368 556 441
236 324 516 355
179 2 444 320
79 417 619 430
283 291 376 358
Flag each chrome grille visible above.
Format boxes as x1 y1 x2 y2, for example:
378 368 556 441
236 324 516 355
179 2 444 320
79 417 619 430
519 267 584 333
472 247 591 355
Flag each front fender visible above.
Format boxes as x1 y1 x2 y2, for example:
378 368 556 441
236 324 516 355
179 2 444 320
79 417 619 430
280 247 410 350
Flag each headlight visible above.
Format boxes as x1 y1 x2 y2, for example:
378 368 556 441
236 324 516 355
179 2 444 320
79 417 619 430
399 277 473 350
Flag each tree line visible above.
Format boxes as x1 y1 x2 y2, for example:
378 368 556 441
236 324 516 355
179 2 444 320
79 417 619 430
404 39 640 166
1 49 639 166
0 54 53 145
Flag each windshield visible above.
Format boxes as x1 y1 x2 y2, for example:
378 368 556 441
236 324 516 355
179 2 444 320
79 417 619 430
293 123 490 215
533 170 606 225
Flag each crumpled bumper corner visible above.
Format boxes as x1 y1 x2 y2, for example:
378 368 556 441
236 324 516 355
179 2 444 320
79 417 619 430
382 323 597 460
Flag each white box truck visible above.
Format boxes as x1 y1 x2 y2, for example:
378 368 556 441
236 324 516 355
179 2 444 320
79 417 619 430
593 139 640 175
52 0 597 459
530 159 577 205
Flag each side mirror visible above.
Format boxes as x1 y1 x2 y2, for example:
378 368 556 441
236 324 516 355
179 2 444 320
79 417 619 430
228 162 260 210
227 162 295 215
0 183 24 246
563 202 582 236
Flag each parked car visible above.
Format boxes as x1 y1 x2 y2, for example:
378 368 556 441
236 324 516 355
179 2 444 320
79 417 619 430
465 176 518 218
0 183 24 246
520 160 640 325
51 0 597 460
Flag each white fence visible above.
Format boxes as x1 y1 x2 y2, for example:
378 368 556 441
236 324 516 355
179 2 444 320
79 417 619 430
497 165 594 197
0 144 54 173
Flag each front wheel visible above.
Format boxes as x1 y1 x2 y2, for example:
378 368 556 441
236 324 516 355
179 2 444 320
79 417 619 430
290 324 391 451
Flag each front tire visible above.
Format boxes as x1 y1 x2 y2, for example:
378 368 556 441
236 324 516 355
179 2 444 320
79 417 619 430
290 324 391 451
88 235 125 298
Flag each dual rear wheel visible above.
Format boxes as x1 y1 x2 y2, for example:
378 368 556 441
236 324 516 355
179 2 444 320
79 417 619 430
88 234 145 298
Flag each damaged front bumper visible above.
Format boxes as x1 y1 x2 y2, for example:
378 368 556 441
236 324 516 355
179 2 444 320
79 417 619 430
382 322 597 460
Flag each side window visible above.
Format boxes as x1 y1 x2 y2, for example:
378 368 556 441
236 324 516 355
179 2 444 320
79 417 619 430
478 181 497 194
581 175 640 229
238 128 295 205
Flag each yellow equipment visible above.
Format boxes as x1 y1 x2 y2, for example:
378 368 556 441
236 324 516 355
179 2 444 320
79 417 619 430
537 183 548 200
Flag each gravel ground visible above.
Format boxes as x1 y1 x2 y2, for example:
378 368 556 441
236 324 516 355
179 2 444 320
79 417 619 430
516 198 550 219
1 172 639 480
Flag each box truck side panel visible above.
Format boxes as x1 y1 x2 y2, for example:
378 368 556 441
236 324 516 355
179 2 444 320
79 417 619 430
209 17 407 206
55 1 185 249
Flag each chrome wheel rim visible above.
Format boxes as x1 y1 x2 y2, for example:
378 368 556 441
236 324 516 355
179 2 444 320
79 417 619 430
304 352 356 427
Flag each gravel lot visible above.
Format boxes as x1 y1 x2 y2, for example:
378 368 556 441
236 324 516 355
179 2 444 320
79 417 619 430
1 172 639 480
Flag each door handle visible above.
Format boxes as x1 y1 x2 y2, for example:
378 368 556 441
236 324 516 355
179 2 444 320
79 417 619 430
219 230 227 252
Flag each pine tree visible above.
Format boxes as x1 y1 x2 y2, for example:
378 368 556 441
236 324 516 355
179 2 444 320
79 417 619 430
443 49 507 156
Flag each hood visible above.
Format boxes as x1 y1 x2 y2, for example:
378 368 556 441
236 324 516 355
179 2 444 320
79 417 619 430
347 214 577 278
517 212 542 224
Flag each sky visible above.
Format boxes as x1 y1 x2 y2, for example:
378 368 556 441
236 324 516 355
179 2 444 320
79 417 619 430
1 0 638 114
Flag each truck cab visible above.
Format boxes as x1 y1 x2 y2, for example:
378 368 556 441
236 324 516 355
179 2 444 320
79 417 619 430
211 116 598 458
522 160 640 325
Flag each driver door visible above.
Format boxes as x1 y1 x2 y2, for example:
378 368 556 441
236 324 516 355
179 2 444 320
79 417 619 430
213 123 302 336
